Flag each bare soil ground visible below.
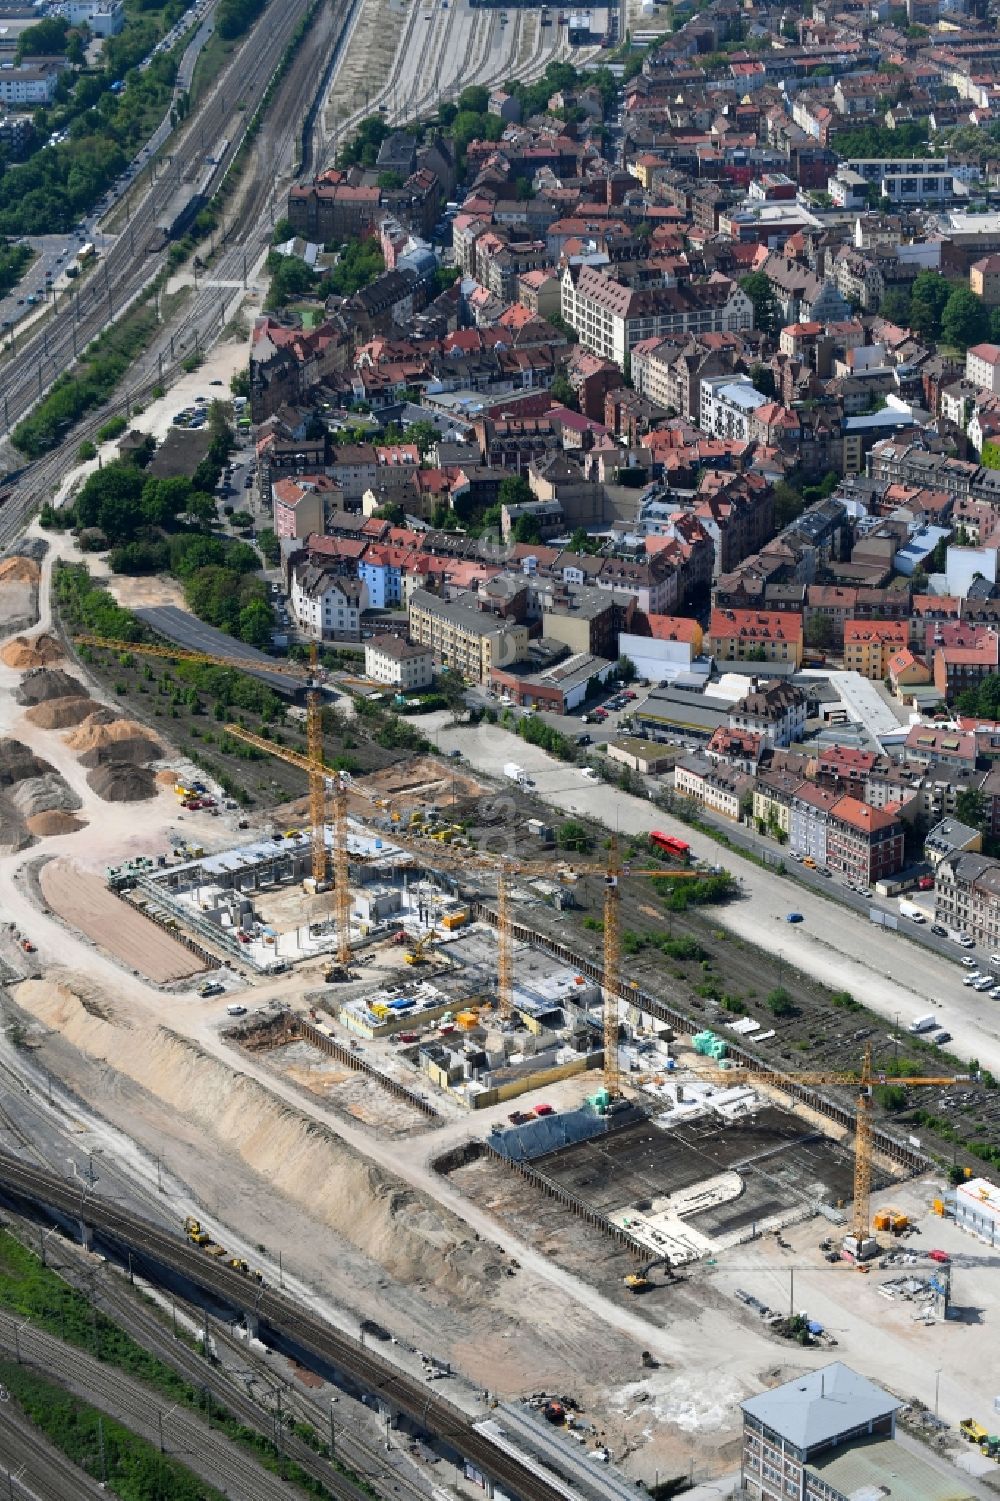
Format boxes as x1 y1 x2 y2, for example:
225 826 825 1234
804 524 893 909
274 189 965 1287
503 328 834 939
265 1040 431 1135
39 860 204 983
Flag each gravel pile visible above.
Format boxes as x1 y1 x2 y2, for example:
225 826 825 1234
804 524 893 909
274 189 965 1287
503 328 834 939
15 669 88 706
0 737 83 849
86 764 157 802
24 696 98 729
65 715 161 766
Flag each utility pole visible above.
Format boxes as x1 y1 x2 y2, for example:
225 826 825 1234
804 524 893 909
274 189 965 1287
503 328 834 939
329 1402 336 1458
97 1416 107 1484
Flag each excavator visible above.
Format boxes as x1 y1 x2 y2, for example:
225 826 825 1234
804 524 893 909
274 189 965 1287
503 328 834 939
624 1256 674 1293
405 931 440 966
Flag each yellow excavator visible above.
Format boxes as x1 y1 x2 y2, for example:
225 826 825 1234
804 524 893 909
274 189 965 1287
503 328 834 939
405 930 440 966
624 1256 674 1293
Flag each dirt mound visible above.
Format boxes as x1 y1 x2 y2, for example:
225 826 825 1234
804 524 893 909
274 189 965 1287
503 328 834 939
65 716 160 760
0 557 39 585
156 769 179 787
27 810 87 837
79 738 161 768
14 978 493 1295
15 669 87 706
0 737 52 787
0 737 81 849
24 696 96 730
0 633 62 670
86 764 157 802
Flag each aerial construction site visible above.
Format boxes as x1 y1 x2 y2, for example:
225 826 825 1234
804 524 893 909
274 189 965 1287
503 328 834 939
0 600 995 1500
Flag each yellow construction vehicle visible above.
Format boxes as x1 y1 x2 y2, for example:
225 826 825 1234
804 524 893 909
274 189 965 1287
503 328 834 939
405 931 440 965
184 1216 210 1246
623 1256 673 1293
227 1257 250 1274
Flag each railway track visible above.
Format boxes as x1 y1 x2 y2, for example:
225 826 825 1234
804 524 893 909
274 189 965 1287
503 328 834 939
0 1150 583 1501
0 1397 109 1501
0 0 318 452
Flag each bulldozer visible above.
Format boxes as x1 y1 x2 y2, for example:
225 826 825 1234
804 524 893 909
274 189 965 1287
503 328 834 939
624 1256 674 1294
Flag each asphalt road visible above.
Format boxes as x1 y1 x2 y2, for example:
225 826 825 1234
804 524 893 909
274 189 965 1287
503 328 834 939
427 716 1000 1078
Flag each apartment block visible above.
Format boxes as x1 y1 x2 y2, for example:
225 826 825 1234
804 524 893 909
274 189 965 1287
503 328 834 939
708 608 804 668
408 588 528 683
935 851 1000 948
842 619 908 679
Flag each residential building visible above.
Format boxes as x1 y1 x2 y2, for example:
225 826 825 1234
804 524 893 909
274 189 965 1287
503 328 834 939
700 374 769 439
827 796 905 885
789 780 840 866
674 753 750 821
0 65 58 105
741 1362 900 1501
289 564 367 641
935 850 1000 947
728 680 808 748
708 608 804 668
408 588 528 683
925 817 982 867
967 342 1000 395
842 620 908 679
363 634 434 691
560 263 752 369
618 614 703 683
272 479 325 541
329 444 379 504
971 256 1000 305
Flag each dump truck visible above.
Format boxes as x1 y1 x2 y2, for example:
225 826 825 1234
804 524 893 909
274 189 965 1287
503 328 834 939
961 1419 989 1445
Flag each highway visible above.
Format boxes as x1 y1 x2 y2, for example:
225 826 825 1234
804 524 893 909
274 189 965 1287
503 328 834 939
0 1150 590 1501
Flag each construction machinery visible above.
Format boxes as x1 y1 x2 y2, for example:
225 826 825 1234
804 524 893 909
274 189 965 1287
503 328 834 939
405 931 440 966
623 1256 674 1293
183 1216 210 1246
683 1047 972 1252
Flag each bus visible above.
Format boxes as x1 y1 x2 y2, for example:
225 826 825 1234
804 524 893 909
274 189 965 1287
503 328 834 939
650 832 690 863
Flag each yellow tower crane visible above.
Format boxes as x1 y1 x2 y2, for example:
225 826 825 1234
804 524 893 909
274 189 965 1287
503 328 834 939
680 1048 973 1248
76 635 332 886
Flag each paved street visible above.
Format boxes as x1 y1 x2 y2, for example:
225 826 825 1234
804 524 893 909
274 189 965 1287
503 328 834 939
425 715 1000 1077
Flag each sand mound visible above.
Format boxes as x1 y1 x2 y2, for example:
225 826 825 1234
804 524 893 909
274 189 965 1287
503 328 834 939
156 769 179 787
0 557 39 585
27 810 86 837
0 633 62 670
15 669 87 706
14 979 490 1292
79 740 161 768
86 764 157 802
65 716 160 759
24 696 96 730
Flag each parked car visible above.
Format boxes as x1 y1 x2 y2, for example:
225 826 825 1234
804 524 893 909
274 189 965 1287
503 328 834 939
927 1249 950 1264
931 924 947 937
785 911 804 924
962 956 978 967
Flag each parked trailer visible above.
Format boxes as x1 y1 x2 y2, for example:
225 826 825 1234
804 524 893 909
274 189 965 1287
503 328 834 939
908 1013 938 1034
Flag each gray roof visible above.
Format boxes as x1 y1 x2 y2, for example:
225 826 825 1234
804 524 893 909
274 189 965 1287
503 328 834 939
807 1436 975 1501
741 1363 900 1452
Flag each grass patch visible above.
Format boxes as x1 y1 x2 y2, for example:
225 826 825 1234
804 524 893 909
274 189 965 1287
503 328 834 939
0 1229 377 1498
0 1362 225 1501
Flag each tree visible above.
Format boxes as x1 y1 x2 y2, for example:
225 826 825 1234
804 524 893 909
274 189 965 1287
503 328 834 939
739 272 780 337
258 528 280 565
557 819 593 853
879 286 912 326
498 474 533 509
238 599 274 647
766 986 796 1017
941 286 989 351
548 371 579 410
909 269 951 341
377 170 404 189
805 613 833 651
512 514 542 543
955 787 988 831
616 654 636 683
271 217 294 243
457 85 489 114
773 480 806 529
16 16 69 59
373 502 405 525
750 362 776 400
405 419 439 457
